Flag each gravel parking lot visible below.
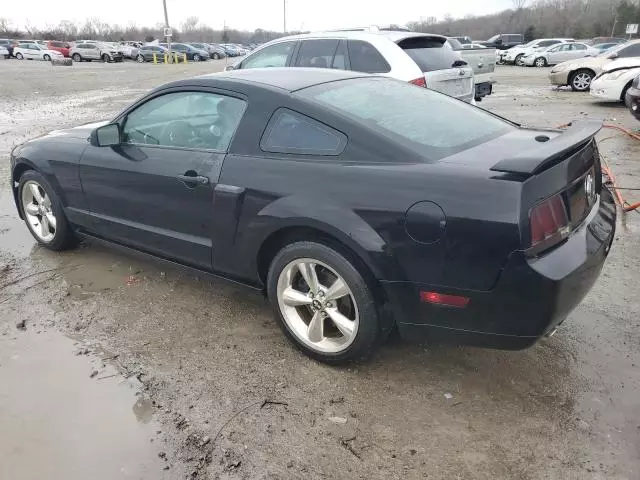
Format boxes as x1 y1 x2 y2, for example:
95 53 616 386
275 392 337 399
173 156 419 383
1 59 639 480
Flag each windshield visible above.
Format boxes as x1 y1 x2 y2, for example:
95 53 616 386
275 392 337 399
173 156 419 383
598 42 628 57
520 41 536 48
487 35 499 43
447 38 463 50
298 77 513 161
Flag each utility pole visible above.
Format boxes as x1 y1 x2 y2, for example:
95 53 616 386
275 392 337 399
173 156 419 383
163 0 172 61
283 0 287 33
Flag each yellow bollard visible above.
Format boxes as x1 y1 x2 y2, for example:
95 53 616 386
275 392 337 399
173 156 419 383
183 53 187 64
164 53 168 64
174 52 179 64
153 52 157 64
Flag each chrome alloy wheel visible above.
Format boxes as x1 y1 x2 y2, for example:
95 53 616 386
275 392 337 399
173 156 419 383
572 72 592 91
276 258 359 353
21 181 56 242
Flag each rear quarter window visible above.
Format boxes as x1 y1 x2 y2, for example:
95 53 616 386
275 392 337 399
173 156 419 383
347 40 390 74
261 108 347 156
298 77 513 161
397 36 460 72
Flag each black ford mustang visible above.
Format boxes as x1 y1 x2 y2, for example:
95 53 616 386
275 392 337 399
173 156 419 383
10 69 616 363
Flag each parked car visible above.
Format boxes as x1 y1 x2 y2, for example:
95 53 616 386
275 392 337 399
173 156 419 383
625 72 640 120
70 42 124 62
521 42 598 67
549 40 640 91
220 44 244 57
500 38 573 65
591 42 619 53
0 38 17 57
590 58 640 103
135 45 168 62
452 36 473 45
476 33 524 50
159 43 208 61
228 31 475 103
46 40 71 57
9 68 615 362
207 44 227 59
447 37 495 100
13 43 64 61
118 42 139 59
0 45 9 58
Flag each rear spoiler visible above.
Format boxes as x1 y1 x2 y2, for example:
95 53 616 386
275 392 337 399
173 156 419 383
490 120 602 175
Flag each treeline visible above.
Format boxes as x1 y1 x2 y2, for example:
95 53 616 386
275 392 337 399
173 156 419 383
0 16 290 44
407 0 640 41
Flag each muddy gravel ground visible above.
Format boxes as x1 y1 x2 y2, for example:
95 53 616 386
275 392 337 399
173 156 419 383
1 59 639 480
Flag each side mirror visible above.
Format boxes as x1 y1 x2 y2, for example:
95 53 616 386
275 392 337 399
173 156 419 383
93 124 120 147
608 52 619 59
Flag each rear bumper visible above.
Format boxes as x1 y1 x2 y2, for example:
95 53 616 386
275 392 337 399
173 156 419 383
549 70 570 86
382 187 616 348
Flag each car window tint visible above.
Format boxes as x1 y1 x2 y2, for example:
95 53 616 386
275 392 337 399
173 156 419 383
295 39 339 68
123 91 246 151
396 36 459 72
261 109 346 156
619 44 640 57
538 40 557 47
299 77 512 161
347 40 390 73
242 41 294 69
572 43 587 51
332 41 347 69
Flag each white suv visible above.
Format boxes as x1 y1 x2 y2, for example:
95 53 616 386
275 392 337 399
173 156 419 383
227 30 475 103
501 38 574 65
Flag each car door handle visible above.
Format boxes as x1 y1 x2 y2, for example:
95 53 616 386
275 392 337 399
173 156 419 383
177 173 209 186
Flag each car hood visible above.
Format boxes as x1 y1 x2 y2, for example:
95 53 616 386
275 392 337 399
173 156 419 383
602 57 640 72
34 121 109 142
553 56 611 71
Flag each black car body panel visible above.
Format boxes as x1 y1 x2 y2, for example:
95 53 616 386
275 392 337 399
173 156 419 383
10 69 616 349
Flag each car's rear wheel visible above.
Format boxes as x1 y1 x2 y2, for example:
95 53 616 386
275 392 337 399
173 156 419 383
15 53 23 60
136 54 145 63
18 171 76 251
534 57 547 68
212 52 220 59
43 54 51 61
267 241 381 363
570 70 594 92
102 54 110 62
193 53 201 62
72 53 81 62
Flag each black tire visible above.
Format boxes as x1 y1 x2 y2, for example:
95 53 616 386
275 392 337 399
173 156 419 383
136 54 145 63
267 241 382 364
514 54 524 66
15 53 23 60
43 54 51 61
569 69 594 92
212 52 220 59
193 53 201 62
17 170 77 251
72 53 82 62
534 57 547 68
621 81 633 103
102 54 110 62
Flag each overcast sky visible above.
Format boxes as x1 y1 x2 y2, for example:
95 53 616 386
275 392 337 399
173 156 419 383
4 0 513 32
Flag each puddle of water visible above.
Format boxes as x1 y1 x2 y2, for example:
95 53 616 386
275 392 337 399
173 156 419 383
0 328 171 480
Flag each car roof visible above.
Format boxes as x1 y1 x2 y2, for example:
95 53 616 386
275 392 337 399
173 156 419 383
196 67 369 92
267 30 446 44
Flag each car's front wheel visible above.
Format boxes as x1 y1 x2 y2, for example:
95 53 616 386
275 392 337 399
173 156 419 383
136 54 145 63
102 54 110 62
43 54 51 61
212 52 220 59
193 53 201 62
267 241 382 363
18 171 76 251
515 54 524 66
570 69 594 92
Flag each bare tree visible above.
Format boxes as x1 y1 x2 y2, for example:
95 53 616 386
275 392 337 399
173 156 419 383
181 16 199 33
513 0 528 8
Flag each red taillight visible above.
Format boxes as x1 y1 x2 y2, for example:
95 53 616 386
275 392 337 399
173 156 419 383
420 291 470 308
409 77 426 87
529 193 569 249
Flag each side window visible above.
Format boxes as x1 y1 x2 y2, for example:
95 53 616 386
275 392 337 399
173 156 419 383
619 44 640 58
560 44 572 51
123 91 246 151
261 108 347 156
507 35 521 43
572 44 587 51
294 39 339 68
347 40 391 74
539 40 556 47
241 41 295 69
